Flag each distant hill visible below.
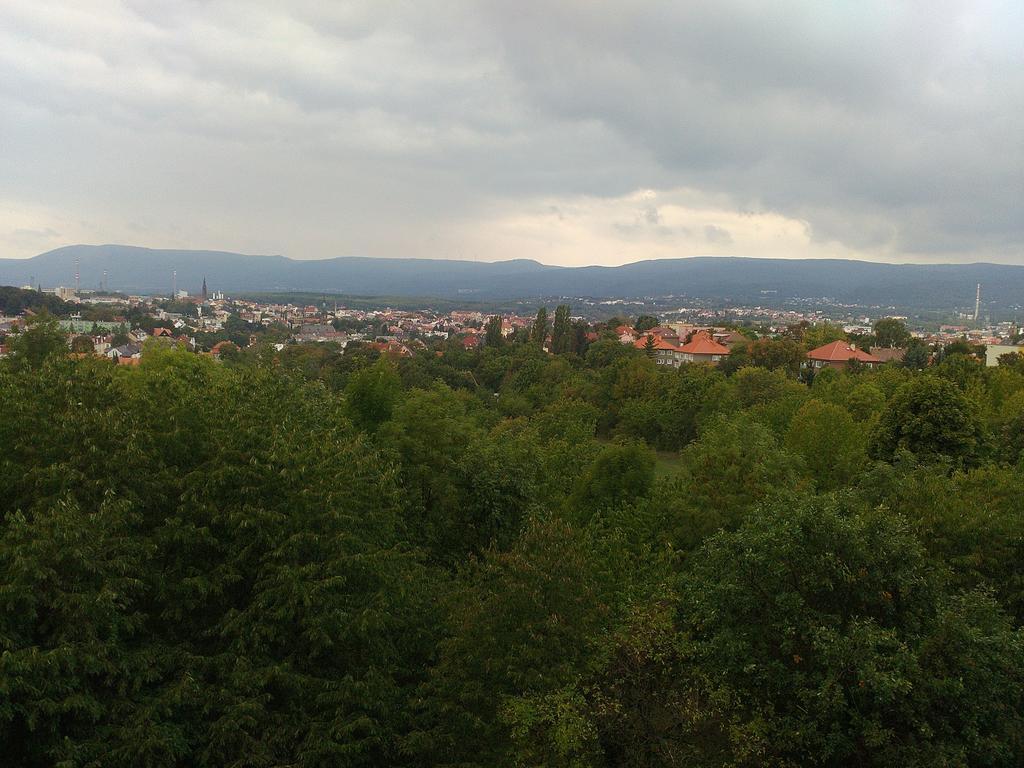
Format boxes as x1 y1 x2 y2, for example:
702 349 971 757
1 244 1022 310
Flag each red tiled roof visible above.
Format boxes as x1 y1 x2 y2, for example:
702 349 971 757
679 333 730 355
647 326 679 339
807 340 881 363
633 334 678 351
210 341 238 355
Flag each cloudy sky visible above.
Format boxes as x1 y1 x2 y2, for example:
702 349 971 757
1 1 1021 265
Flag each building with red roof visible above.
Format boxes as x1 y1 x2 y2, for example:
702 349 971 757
806 340 881 370
614 325 640 344
634 333 682 367
372 340 414 358
678 332 730 364
210 340 238 360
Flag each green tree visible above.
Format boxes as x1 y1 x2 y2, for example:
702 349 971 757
550 304 572 354
634 315 659 333
679 495 1024 766
941 338 981 360
879 464 1024 624
642 333 655 357
902 338 931 369
652 413 805 552
584 337 636 369
733 365 789 407
871 375 985 465
568 441 656 515
344 357 402 431
746 337 805 376
7 314 67 370
0 350 440 766
376 383 485 563
530 306 548 345
413 518 627 767
873 317 912 348
786 399 868 490
997 350 1024 371
484 314 504 348
659 363 732 448
802 322 847 350
70 334 95 353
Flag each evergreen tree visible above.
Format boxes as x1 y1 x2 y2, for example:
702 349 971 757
550 304 571 354
530 306 548 345
902 338 931 369
484 314 504 347
642 333 655 357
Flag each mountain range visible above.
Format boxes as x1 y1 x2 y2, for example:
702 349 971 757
1 244 1022 310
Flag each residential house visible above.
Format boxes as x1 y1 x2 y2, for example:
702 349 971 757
634 334 682 367
678 332 730 364
296 323 347 344
713 330 749 348
869 347 906 364
373 340 414 358
806 340 881 370
107 343 142 362
210 340 238 360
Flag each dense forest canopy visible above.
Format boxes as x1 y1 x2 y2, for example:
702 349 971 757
2 315 1024 766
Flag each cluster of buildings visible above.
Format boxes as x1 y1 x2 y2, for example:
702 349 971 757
622 322 1022 372
617 324 741 366
4 280 1023 372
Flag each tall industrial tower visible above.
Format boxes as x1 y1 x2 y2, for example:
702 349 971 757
974 283 981 322
74 256 80 294
172 270 177 297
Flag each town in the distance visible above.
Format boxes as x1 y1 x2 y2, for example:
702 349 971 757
1 270 1021 372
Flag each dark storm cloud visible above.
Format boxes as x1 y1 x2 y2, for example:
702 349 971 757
480 1 1023 258
0 1 1019 263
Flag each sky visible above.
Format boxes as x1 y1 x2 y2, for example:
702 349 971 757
1 1 1021 266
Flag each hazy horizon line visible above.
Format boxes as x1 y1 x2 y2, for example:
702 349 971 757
5 242 1023 270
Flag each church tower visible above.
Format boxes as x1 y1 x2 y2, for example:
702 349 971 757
202 276 208 302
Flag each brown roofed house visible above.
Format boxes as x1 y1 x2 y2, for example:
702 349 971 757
869 347 906 364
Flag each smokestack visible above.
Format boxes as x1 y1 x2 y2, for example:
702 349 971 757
974 283 981 322
74 256 80 294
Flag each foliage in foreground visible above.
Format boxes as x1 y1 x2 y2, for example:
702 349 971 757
1 338 1023 767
